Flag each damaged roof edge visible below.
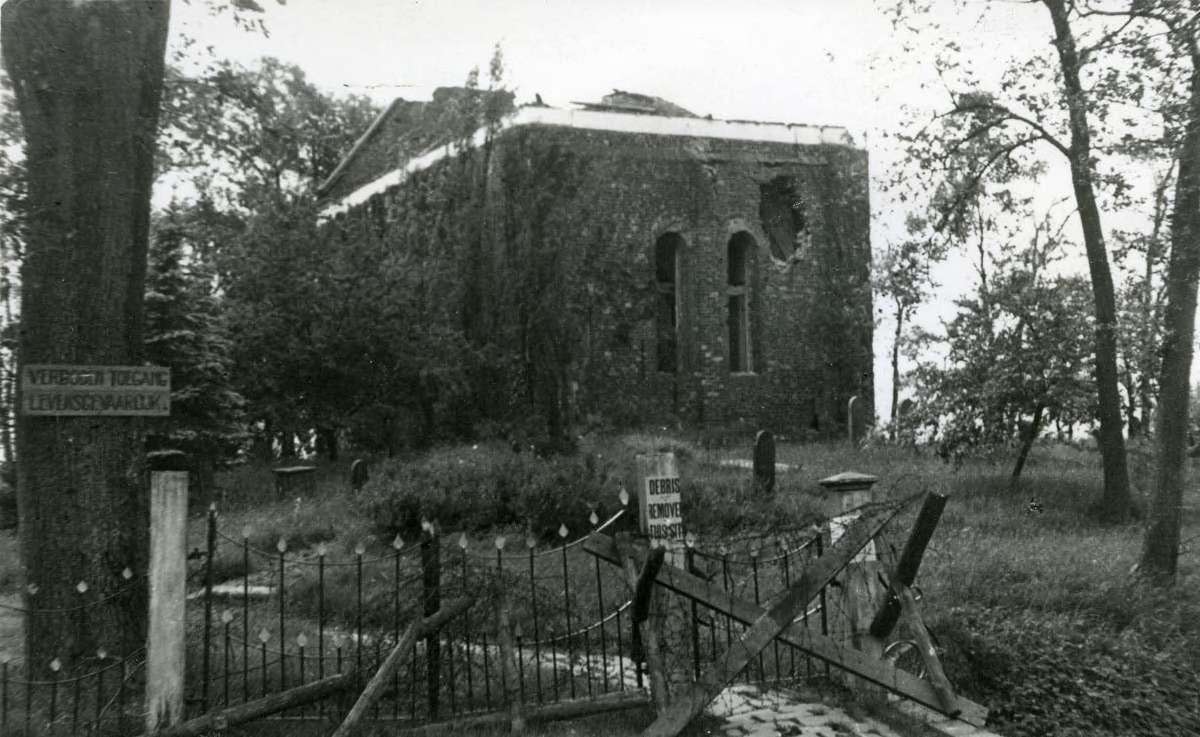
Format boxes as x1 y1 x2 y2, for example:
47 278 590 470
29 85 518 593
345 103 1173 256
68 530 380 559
317 98 410 198
318 106 859 219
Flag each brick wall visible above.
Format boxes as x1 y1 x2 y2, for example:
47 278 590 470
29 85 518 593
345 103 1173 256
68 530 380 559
330 120 873 438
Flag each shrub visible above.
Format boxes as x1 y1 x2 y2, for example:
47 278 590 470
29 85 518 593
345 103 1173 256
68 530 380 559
358 443 622 541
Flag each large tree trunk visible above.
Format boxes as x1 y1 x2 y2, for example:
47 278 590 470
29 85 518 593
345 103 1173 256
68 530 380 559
1043 0 1133 521
2 0 171 666
1142 33 1200 584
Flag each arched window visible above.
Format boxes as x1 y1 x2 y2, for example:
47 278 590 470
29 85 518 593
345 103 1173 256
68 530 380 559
655 233 684 373
727 232 757 373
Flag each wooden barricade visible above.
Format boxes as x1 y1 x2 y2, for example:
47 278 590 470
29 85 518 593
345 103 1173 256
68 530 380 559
583 494 989 737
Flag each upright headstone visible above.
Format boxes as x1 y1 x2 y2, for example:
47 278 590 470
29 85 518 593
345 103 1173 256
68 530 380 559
350 459 369 493
752 430 776 494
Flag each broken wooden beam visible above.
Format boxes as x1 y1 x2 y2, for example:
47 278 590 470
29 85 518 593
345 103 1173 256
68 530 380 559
498 588 527 734
139 673 355 737
618 534 670 713
869 492 947 640
332 596 475 737
583 513 989 728
893 583 959 717
634 504 902 737
396 690 653 736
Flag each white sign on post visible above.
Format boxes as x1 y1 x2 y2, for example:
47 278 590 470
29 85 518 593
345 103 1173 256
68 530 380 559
637 453 684 545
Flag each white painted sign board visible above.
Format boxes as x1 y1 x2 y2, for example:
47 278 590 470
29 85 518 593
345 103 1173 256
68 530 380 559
20 364 171 416
637 453 684 544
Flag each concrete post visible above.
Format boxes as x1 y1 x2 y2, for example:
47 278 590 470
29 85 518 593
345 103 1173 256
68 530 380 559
819 471 883 691
146 470 188 732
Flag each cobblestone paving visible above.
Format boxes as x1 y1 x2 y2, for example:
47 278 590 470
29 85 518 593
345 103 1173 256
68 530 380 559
705 685 1005 737
706 685 906 737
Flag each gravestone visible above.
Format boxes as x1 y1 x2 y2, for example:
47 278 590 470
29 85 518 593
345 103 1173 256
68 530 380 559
273 465 316 500
848 395 871 446
350 458 369 493
752 430 775 494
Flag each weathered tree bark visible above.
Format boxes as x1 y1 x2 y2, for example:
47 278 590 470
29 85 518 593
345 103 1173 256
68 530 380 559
1011 403 1045 483
1142 27 1200 584
889 299 905 440
1043 0 1133 521
2 0 171 665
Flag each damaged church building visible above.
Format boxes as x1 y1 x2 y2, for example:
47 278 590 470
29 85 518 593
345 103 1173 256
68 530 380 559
317 89 873 437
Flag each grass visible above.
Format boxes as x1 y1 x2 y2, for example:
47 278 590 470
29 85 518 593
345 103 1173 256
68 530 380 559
181 438 1200 737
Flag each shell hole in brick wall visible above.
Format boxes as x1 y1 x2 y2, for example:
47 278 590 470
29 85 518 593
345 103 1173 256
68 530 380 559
759 175 807 261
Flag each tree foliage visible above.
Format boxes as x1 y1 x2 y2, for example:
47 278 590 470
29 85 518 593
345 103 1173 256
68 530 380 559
144 204 244 491
910 228 1095 477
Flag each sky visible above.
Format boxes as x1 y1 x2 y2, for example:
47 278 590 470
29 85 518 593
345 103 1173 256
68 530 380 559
168 0 1154 424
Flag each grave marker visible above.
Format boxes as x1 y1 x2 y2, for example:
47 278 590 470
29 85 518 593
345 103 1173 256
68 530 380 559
350 459 369 493
752 430 775 494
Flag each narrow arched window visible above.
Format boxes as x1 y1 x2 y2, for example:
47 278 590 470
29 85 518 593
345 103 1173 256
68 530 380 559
655 233 683 373
727 232 757 373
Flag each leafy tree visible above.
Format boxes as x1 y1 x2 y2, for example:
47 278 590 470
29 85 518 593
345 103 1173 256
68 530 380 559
1123 0 1200 584
1111 164 1173 438
157 57 379 457
1 0 171 664
144 204 244 498
877 0 1200 519
911 221 1095 478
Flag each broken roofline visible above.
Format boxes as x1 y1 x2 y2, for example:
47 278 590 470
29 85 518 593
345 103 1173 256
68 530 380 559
317 106 859 219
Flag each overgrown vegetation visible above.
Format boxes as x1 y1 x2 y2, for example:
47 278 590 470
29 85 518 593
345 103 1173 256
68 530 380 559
168 436 1200 736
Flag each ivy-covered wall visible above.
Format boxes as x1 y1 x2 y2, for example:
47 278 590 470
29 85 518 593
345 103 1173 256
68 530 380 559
328 119 872 439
